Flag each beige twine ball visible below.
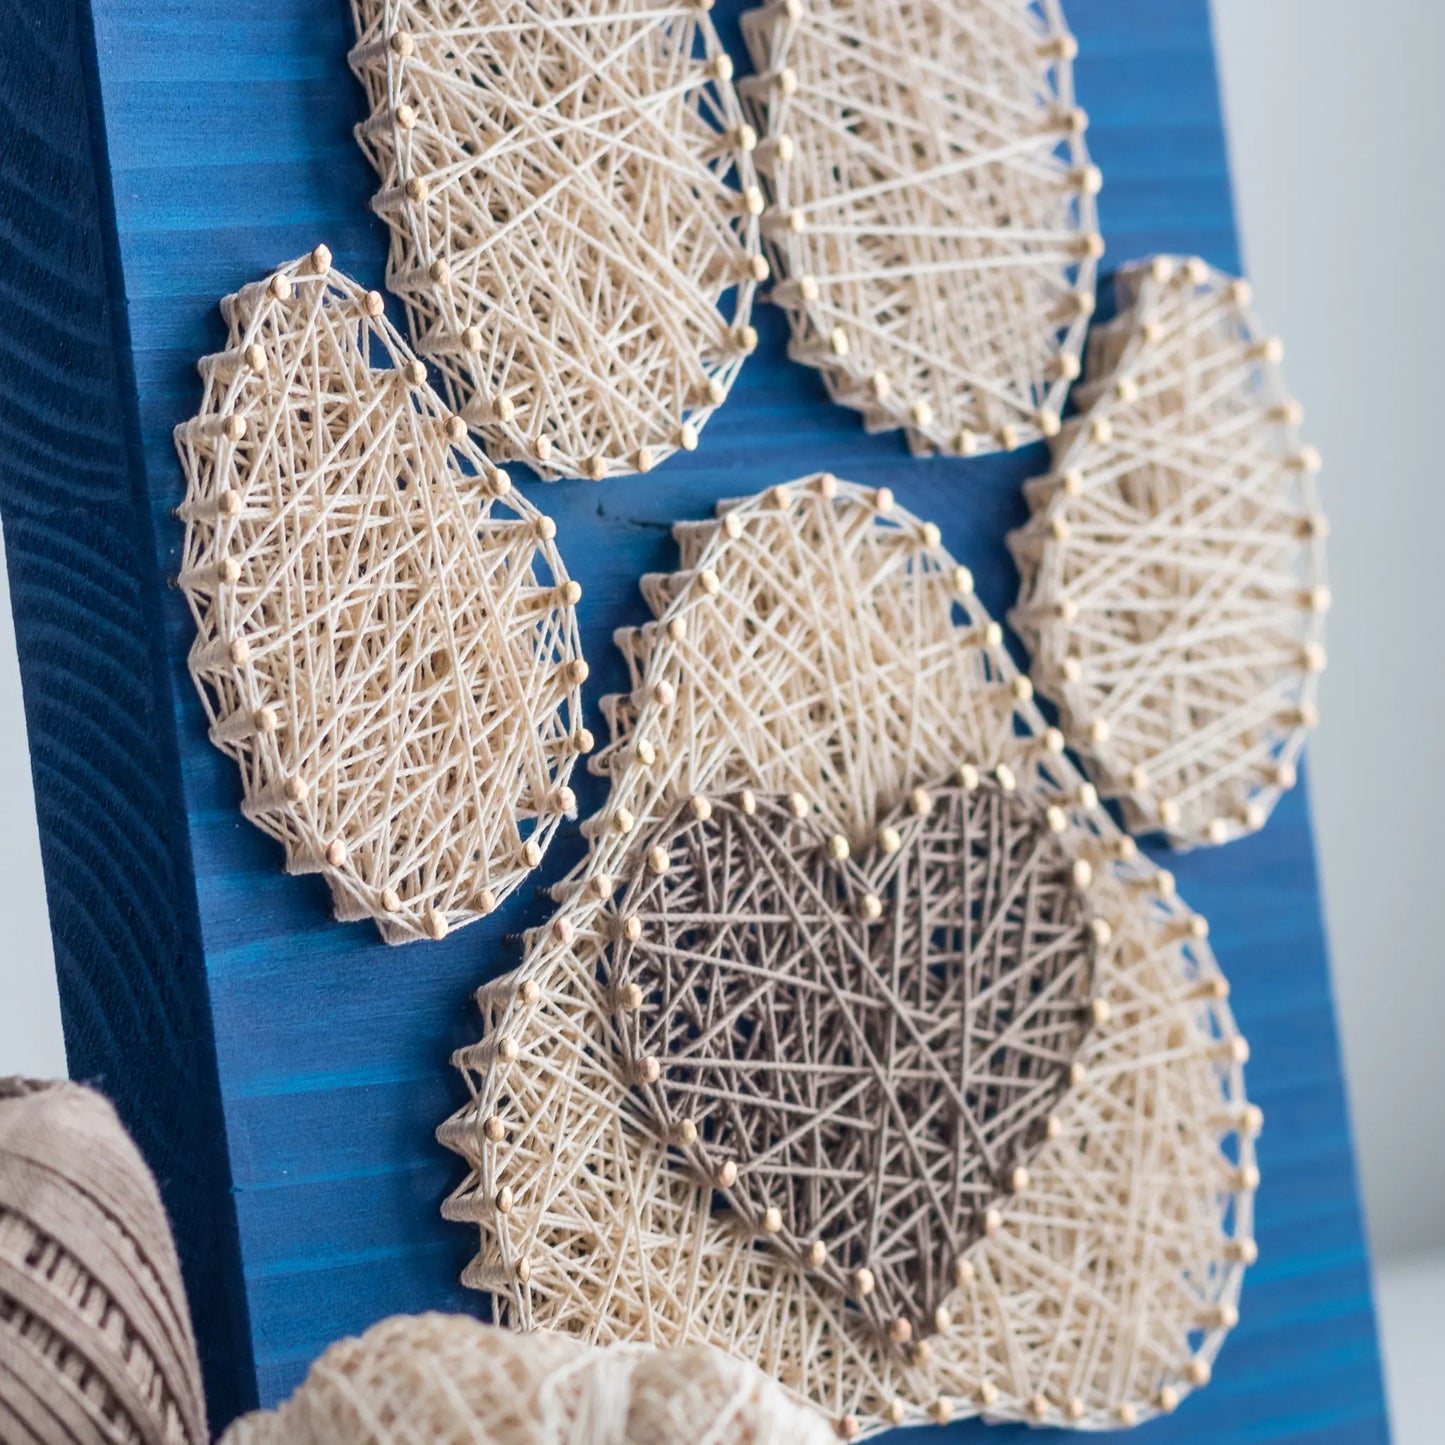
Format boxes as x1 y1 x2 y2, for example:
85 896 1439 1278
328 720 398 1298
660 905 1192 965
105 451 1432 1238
0 1078 207 1445
220 1313 835 1445
624 1342 834 1445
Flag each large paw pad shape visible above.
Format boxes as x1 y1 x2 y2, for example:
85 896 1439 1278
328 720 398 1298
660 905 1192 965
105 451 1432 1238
440 477 1258 1434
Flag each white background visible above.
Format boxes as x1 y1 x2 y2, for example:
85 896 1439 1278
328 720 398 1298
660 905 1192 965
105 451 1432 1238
1212 3 1445 1437
1 0 1439 1432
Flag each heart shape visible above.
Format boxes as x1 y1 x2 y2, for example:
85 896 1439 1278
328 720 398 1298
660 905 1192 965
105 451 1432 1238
606 779 1098 1340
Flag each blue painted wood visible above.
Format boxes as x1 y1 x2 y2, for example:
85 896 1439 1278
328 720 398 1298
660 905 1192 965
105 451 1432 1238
4 0 1389 1439
0 1 256 1430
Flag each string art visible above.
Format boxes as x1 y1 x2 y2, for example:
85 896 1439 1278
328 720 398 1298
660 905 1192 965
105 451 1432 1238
1010 255 1327 847
175 251 586 944
220 1314 836 1445
348 0 764 481
609 783 1098 1342
440 478 1259 1435
739 0 1099 456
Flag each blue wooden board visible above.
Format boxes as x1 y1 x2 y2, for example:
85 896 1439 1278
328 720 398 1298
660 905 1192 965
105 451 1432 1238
4 0 1389 1439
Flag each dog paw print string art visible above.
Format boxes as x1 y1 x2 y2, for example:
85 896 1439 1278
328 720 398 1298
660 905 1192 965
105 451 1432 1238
440 478 1259 1435
1010 256 1328 848
175 251 586 944
348 0 764 481
739 0 1100 456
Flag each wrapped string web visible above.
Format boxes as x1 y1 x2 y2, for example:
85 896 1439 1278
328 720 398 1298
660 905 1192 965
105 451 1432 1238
176 251 586 944
441 479 1258 1435
607 781 1099 1343
349 0 765 481
739 0 1100 456
1010 255 1327 848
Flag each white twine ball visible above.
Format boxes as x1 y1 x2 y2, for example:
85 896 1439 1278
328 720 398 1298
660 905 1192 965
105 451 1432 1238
220 1314 835 1445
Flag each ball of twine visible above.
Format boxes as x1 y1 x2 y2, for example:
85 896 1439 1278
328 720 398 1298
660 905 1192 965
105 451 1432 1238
627 1341 832 1445
0 1079 207 1445
220 1313 835 1445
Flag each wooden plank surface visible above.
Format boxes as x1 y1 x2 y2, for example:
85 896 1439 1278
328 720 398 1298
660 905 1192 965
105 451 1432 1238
0 2 256 1429
73 0 1391 1437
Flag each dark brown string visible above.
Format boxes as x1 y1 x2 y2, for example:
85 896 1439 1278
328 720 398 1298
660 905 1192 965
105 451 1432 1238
605 779 1097 1341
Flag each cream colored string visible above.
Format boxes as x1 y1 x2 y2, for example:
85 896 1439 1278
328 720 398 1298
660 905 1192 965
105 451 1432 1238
176 250 586 943
1011 255 1326 847
221 1314 838 1445
441 479 1257 1437
740 0 1099 456
350 0 764 480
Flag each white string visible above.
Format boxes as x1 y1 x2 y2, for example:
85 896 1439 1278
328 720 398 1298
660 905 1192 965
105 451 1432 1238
1010 255 1327 848
349 0 765 481
175 250 586 944
440 479 1257 1436
739 0 1099 456
220 1314 836 1445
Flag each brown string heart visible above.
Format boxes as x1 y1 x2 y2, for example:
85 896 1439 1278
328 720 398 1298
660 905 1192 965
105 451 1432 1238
605 780 1099 1342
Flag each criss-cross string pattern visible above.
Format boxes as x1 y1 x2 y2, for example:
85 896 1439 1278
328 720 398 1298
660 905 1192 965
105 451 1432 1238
739 0 1099 457
592 477 1025 845
175 252 585 945
349 0 764 481
440 479 1258 1436
608 783 1097 1342
1009 255 1328 848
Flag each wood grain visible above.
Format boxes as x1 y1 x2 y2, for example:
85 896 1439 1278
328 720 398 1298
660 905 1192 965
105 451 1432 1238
3 0 1390 1439
0 0 256 1430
